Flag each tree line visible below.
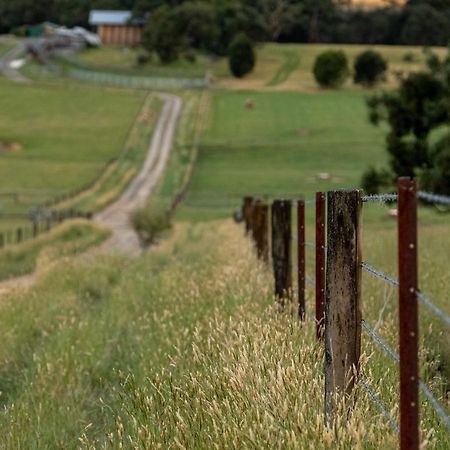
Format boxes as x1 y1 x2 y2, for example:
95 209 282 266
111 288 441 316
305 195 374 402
1 1 450 49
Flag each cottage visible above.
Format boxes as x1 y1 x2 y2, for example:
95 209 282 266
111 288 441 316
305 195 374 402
88 10 146 46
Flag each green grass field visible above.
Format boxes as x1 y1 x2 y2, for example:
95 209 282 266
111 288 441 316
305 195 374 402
0 78 146 214
0 42 448 448
74 47 209 79
0 221 447 448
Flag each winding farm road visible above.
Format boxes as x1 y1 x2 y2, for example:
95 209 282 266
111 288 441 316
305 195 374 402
95 93 182 255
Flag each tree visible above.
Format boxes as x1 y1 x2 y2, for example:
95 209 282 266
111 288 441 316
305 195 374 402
353 50 387 87
313 50 349 88
228 33 255 78
363 48 450 195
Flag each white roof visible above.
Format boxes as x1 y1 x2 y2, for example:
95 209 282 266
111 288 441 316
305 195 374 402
89 10 132 26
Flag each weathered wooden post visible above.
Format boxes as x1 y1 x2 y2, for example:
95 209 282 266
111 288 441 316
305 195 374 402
33 221 38 238
316 192 326 338
297 199 306 320
397 177 419 450
243 196 254 235
324 189 362 422
252 201 269 262
271 200 292 306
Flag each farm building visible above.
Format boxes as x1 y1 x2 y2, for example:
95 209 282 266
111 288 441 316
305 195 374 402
88 10 146 46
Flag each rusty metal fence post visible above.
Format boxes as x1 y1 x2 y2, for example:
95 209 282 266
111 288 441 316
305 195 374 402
271 200 292 306
324 189 362 422
315 192 326 338
397 177 419 450
297 200 306 320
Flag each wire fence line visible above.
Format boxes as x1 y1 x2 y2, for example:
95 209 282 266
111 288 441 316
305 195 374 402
418 191 450 207
362 193 398 203
415 291 450 328
419 381 450 431
361 262 399 287
361 320 399 362
358 374 400 434
361 263 450 328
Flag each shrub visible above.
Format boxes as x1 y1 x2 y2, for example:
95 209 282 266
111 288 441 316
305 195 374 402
228 33 256 78
361 166 392 194
354 50 387 87
313 50 349 88
131 206 171 245
136 51 151 66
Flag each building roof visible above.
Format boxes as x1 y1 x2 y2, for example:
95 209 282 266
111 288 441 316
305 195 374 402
89 10 132 26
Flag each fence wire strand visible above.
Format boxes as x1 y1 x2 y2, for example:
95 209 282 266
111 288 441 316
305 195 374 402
418 191 450 207
419 381 450 431
415 291 450 328
359 375 400 434
361 263 399 288
362 194 398 203
361 320 400 362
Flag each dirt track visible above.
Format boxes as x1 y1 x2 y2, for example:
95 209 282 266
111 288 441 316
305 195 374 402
94 93 182 255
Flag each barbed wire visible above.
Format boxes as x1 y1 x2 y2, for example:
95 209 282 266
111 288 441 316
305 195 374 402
361 320 399 362
416 291 450 328
418 191 450 207
361 263 399 288
362 194 398 203
359 374 400 434
419 381 450 431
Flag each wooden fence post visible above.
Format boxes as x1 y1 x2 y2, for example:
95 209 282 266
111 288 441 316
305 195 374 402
297 199 306 320
252 201 269 262
324 190 362 421
0 233 4 249
243 196 254 235
271 200 292 306
397 177 419 450
17 228 23 243
316 192 326 338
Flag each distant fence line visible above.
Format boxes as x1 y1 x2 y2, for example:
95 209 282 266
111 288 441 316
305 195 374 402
0 208 92 249
67 68 208 90
239 178 449 450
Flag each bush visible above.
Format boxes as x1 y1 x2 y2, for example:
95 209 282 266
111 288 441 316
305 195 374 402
131 206 171 245
228 33 256 78
313 50 349 88
354 50 387 87
136 51 151 66
361 166 392 194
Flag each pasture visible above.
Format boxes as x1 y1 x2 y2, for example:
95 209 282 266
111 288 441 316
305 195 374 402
0 79 146 215
0 41 448 448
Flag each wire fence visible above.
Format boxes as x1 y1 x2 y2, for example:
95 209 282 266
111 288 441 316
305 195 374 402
240 179 450 447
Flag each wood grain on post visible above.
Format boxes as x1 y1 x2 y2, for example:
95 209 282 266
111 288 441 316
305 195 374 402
271 200 292 305
252 201 269 262
397 177 419 450
297 200 306 320
243 196 254 235
324 190 362 421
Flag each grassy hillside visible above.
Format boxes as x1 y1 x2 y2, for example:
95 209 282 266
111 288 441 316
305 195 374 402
0 220 447 448
0 79 146 214
177 89 388 221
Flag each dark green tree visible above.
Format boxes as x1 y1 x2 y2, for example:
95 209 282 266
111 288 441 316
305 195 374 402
228 32 255 78
313 50 349 88
363 48 450 195
353 50 387 87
